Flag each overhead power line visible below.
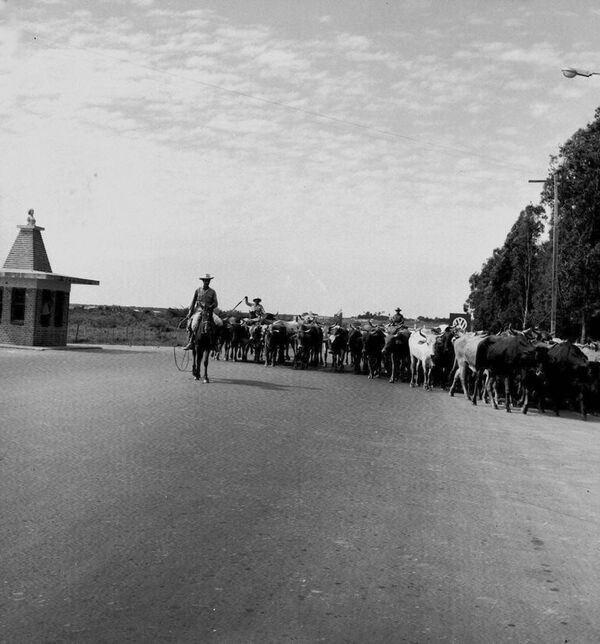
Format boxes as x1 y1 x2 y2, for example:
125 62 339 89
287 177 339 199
25 29 531 173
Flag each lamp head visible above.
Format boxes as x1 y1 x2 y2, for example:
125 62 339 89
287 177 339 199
562 67 595 78
562 68 578 78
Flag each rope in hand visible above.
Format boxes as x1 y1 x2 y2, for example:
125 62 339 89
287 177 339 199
173 316 191 371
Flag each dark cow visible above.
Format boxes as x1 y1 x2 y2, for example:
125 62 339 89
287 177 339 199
347 327 364 374
313 323 325 367
431 326 457 389
230 319 250 362
215 317 233 360
381 327 410 383
263 321 288 366
294 322 323 369
536 341 590 419
248 322 264 363
325 325 349 372
472 334 544 413
293 326 312 369
362 326 386 379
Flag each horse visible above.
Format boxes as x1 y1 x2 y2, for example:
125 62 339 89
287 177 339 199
191 309 219 383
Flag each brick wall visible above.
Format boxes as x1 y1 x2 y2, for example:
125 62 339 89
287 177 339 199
0 286 35 345
0 277 71 346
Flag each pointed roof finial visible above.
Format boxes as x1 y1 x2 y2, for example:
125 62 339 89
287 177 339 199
27 209 36 226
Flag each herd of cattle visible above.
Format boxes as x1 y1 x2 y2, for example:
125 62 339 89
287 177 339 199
203 314 600 419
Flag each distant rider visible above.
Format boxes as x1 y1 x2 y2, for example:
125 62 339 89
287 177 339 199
183 274 218 350
244 296 265 320
389 308 405 325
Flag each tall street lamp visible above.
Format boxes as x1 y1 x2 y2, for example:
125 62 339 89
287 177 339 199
562 67 600 78
529 173 560 337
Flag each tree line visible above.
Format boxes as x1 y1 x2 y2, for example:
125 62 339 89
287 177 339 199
467 106 600 342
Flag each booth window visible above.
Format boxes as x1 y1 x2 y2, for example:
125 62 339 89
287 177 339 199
11 288 26 324
54 291 66 327
40 290 53 327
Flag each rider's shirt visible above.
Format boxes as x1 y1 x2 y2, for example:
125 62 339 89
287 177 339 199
189 286 218 314
249 303 265 318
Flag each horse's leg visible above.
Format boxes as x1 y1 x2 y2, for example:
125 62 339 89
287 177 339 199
202 347 210 383
192 344 200 380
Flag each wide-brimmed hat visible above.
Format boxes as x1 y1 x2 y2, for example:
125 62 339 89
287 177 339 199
199 273 214 281
395 307 402 312
253 297 262 303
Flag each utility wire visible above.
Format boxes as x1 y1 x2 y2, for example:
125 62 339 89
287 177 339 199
25 29 531 173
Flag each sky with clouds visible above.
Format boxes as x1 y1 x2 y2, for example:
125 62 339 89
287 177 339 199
1 0 600 317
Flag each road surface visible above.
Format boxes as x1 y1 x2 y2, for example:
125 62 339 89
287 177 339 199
1 346 599 643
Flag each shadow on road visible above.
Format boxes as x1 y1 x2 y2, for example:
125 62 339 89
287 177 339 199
215 378 321 391
64 347 155 355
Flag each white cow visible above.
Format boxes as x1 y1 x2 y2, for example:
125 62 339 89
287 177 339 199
408 328 440 390
448 331 487 400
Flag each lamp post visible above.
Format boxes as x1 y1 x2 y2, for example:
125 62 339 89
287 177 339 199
529 172 560 336
562 67 600 78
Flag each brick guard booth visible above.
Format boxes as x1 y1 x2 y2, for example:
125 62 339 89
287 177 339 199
0 210 99 347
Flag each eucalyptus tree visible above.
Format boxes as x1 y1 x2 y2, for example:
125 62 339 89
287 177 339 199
541 107 600 341
467 205 545 332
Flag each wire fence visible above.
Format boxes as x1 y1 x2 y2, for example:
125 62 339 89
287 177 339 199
68 324 187 347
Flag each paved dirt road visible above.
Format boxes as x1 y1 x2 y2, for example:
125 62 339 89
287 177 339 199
1 346 599 643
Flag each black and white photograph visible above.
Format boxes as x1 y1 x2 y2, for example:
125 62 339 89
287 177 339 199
1 1 600 642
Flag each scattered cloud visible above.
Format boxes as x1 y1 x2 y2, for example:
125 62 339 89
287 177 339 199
0 1 597 315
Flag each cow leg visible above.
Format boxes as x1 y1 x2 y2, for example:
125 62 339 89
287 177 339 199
521 385 529 414
504 376 511 412
449 368 459 396
459 364 471 400
410 356 417 387
471 369 479 406
485 372 498 409
579 391 587 420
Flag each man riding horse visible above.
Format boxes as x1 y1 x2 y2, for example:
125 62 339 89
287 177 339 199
389 308 405 326
183 273 218 350
243 296 265 323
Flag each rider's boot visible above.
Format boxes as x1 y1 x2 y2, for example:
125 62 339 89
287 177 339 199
183 331 194 350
